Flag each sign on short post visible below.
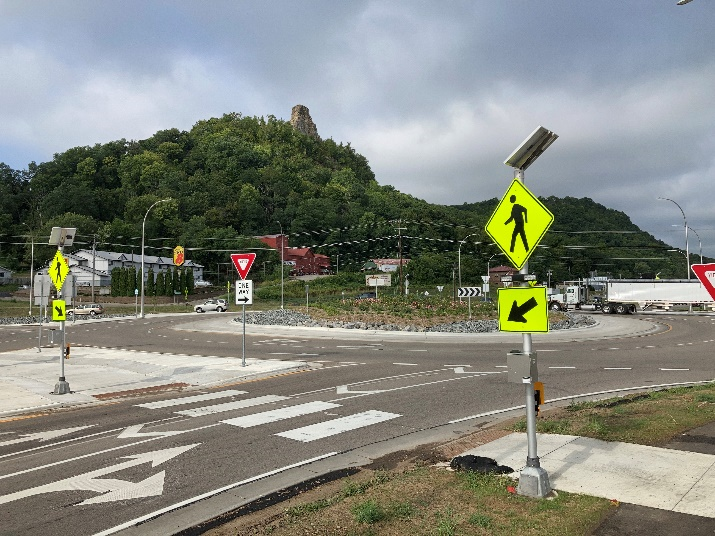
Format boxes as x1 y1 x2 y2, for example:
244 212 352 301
230 252 256 368
235 280 253 305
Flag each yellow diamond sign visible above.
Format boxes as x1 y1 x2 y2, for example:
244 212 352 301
49 250 70 292
485 179 554 269
498 286 549 333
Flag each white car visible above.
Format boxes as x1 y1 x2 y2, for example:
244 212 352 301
194 280 212 288
194 299 227 313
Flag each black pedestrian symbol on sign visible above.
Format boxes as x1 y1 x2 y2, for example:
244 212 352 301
53 261 63 284
505 195 528 253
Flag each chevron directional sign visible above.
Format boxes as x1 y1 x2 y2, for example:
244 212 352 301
458 287 481 298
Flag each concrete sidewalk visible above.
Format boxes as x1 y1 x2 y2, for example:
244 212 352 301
0 345 309 417
463 431 715 519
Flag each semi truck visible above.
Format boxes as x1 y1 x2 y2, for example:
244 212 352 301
547 279 715 314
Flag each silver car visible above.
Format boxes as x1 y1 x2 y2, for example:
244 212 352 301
194 299 227 313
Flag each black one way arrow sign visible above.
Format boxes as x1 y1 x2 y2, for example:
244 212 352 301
458 287 481 298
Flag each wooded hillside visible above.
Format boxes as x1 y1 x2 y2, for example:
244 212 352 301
0 112 699 287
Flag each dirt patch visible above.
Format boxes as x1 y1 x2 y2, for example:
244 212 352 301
93 382 190 400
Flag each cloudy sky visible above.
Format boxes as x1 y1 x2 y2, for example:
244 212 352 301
2 1 714 258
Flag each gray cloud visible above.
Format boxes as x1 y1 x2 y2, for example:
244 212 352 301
1 0 714 255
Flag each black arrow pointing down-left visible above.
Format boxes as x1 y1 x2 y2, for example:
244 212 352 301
508 297 538 323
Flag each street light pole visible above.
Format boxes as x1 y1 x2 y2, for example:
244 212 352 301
657 197 690 280
140 198 171 318
458 233 477 300
276 221 284 309
486 252 499 302
688 227 703 264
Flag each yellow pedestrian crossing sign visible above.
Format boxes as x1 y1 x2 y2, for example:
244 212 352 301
49 250 70 292
485 179 554 269
498 286 549 333
52 299 67 321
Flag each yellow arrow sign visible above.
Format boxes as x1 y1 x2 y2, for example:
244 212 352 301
498 286 549 333
485 179 554 269
49 250 70 292
52 299 67 321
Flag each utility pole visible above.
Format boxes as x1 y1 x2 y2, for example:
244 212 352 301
395 223 407 295
91 235 97 302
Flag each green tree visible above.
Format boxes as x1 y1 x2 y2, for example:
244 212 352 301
110 267 121 297
146 267 155 296
156 271 165 297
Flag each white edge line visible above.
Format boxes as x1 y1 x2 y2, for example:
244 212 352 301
92 452 338 536
449 380 715 424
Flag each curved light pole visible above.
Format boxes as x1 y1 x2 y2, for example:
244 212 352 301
458 233 477 298
657 197 690 279
687 226 703 264
140 198 171 318
276 221 284 309
486 252 500 302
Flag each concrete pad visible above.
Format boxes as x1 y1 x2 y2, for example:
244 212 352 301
0 346 309 417
675 460 715 517
461 432 715 518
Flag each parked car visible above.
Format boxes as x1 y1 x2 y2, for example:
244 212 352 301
194 280 212 288
67 303 104 316
194 299 227 313
356 292 377 299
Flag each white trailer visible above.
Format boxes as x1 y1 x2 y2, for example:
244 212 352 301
601 279 715 314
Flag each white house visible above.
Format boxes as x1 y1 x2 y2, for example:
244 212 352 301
0 265 13 284
66 250 204 287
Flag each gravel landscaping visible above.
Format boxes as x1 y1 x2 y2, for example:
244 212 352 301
232 309 596 333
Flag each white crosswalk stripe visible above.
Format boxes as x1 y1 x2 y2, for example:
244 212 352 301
275 410 401 443
221 401 342 428
135 390 246 409
176 395 289 417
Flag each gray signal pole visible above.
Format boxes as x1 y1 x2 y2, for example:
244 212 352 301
48 226 77 395
504 126 558 498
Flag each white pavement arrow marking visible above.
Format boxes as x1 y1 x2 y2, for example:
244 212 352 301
0 443 198 506
336 385 385 395
117 424 188 439
452 367 502 375
0 425 94 447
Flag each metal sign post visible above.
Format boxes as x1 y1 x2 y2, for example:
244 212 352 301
513 164 551 498
231 253 256 368
48 227 76 395
490 127 558 498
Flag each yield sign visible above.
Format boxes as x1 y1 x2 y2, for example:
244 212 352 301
485 179 554 270
692 263 715 301
230 253 256 280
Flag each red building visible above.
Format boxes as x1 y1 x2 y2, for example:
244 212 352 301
489 265 516 288
257 234 331 276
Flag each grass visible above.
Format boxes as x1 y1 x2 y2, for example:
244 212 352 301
2 290 572 329
510 384 715 446
204 384 715 536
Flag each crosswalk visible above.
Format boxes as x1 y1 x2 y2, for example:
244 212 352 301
135 391 401 443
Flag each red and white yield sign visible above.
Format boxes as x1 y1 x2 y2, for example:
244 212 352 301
692 263 715 301
230 253 256 280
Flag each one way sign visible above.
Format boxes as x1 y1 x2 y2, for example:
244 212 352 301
235 280 253 305
458 287 481 298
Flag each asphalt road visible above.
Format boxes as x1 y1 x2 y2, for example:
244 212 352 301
1 312 713 535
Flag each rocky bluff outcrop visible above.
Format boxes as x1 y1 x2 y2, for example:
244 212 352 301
290 104 320 139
